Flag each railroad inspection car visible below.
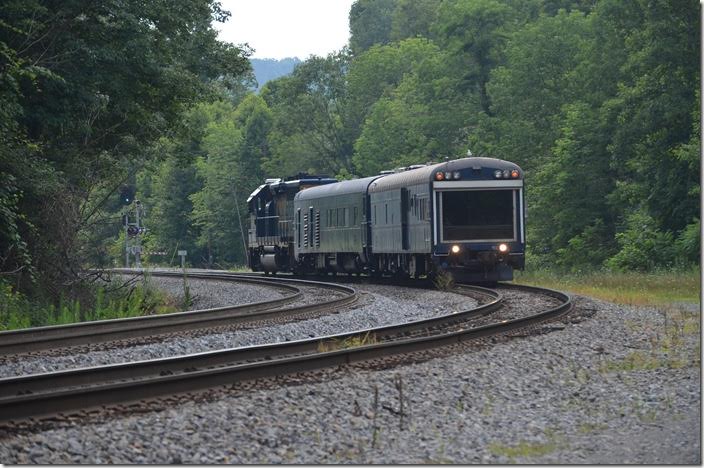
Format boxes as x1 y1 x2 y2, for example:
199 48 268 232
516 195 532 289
245 156 525 283
367 157 525 282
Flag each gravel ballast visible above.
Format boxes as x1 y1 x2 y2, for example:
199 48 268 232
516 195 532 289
0 282 699 464
0 277 479 377
115 272 286 310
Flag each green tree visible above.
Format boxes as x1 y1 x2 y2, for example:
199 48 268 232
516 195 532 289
190 113 244 265
0 0 250 296
470 10 591 170
600 0 700 235
606 209 676 272
137 98 259 267
189 95 272 266
142 155 204 266
389 0 439 42
529 102 616 269
349 0 397 55
232 94 272 183
261 52 353 176
353 39 473 175
347 38 442 141
433 0 519 114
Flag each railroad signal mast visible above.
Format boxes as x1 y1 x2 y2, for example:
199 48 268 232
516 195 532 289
123 199 146 268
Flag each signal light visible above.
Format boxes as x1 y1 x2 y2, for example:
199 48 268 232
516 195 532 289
127 225 139 237
511 169 520 178
119 185 136 205
435 172 445 181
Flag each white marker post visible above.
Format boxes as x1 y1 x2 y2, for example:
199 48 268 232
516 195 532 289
178 250 190 307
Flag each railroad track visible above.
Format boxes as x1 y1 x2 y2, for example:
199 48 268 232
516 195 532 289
0 275 571 423
0 271 357 356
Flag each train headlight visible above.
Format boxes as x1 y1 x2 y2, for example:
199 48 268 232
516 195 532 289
451 245 461 254
511 169 520 178
444 172 452 180
453 171 461 180
498 243 509 253
494 170 502 179
503 169 510 178
435 172 445 181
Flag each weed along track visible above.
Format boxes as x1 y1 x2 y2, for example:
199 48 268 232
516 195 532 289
0 277 572 424
0 271 357 356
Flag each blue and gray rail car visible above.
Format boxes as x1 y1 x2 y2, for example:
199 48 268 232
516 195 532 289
246 157 525 283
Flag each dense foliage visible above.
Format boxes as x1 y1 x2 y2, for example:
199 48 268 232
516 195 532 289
1 0 700 311
0 0 250 302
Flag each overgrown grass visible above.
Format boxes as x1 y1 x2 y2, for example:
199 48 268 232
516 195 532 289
433 270 456 291
600 350 686 372
517 268 701 375
600 305 700 373
317 331 378 352
0 279 179 331
488 428 566 461
577 422 608 434
488 440 558 460
514 268 700 307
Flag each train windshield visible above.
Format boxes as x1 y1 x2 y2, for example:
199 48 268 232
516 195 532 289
440 190 515 242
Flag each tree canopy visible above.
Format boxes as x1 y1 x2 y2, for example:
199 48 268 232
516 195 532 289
1 0 699 306
0 0 250 296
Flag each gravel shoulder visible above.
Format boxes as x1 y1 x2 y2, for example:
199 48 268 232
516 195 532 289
117 273 286 311
0 286 699 464
0 278 478 377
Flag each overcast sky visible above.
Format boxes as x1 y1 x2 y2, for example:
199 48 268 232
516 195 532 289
214 0 356 59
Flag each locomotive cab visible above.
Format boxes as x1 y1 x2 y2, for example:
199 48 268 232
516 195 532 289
431 158 525 282
246 174 337 273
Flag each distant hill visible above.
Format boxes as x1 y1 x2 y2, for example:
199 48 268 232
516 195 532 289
250 57 301 91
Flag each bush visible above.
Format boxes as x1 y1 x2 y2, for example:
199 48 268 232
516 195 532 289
606 210 676 271
0 277 178 331
675 218 700 265
555 220 614 272
0 281 31 330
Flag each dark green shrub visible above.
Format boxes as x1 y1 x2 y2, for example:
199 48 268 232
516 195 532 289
675 218 700 265
606 210 676 271
556 220 614 272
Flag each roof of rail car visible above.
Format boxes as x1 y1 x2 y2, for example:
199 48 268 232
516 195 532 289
247 177 337 203
368 157 521 192
295 176 381 201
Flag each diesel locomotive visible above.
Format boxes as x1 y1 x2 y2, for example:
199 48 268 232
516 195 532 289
246 157 525 283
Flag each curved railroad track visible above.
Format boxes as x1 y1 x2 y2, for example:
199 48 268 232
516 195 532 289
0 271 357 356
0 271 572 424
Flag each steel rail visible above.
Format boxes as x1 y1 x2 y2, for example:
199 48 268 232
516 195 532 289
0 284 572 423
0 271 357 356
0 284 497 399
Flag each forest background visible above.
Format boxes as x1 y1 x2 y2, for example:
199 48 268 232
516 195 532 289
0 0 700 316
